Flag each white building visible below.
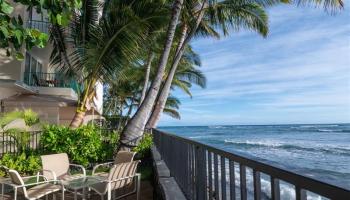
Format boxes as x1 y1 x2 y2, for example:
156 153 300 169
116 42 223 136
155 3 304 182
0 2 103 125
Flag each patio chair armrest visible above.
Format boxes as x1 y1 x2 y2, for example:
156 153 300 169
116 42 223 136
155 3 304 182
92 162 114 175
108 173 141 183
15 179 61 188
69 164 86 176
38 169 57 181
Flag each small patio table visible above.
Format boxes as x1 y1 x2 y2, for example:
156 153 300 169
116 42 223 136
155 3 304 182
61 176 104 200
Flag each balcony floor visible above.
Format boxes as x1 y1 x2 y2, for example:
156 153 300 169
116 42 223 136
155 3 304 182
1 181 153 200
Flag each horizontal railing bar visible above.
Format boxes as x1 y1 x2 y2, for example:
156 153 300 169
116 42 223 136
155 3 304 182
154 129 350 199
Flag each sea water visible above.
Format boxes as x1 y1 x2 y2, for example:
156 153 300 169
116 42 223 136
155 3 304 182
160 124 350 199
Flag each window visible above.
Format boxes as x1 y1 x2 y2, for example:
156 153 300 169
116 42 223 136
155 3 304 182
24 53 43 86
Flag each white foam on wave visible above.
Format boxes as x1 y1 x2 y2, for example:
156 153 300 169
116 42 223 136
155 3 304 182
224 139 284 147
223 139 350 155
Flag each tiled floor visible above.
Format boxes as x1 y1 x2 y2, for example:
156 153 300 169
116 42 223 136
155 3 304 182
1 181 153 200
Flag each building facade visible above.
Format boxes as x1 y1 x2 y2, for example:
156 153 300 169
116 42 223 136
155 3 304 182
0 1 103 125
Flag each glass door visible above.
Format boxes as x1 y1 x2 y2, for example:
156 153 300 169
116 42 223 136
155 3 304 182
23 53 42 86
23 53 31 85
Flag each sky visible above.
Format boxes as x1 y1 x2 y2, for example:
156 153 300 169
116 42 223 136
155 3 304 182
159 2 350 126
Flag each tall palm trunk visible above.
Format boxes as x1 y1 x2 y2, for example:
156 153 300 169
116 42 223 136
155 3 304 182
146 2 207 128
119 0 184 150
146 24 188 128
139 51 154 105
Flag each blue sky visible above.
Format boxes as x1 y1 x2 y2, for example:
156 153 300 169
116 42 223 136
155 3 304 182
159 2 350 126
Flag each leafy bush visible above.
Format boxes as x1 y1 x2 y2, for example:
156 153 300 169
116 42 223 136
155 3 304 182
0 109 39 128
0 153 41 176
23 109 39 126
41 125 118 166
133 133 153 158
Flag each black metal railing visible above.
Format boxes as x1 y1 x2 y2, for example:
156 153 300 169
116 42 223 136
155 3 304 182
26 20 50 33
0 131 43 155
23 72 78 90
153 129 350 200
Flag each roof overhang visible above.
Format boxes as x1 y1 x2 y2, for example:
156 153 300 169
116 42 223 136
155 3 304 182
0 79 38 94
1 94 77 107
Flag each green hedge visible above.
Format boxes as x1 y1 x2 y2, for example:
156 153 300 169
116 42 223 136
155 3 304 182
40 125 119 166
0 153 41 176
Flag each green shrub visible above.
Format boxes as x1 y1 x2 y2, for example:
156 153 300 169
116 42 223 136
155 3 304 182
23 109 39 126
0 109 39 128
41 125 118 166
133 133 153 158
0 153 41 176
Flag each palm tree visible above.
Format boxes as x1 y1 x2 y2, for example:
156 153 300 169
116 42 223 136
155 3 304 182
146 0 345 129
147 0 269 128
50 0 168 128
120 0 185 149
163 95 182 119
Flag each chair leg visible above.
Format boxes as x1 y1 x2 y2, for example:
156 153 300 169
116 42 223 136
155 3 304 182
14 188 17 200
137 175 141 200
108 190 111 200
101 194 104 200
62 188 65 200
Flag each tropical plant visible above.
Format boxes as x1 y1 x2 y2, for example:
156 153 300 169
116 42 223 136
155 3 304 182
120 0 185 150
0 109 40 153
41 124 116 166
50 0 169 128
121 0 344 148
0 0 80 59
0 153 41 176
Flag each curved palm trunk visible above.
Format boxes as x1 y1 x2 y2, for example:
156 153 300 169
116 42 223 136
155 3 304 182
139 51 154 105
146 25 188 128
70 111 86 128
119 0 184 150
146 3 207 128
69 80 96 128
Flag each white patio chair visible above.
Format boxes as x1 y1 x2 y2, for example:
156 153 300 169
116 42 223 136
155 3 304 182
40 153 86 181
92 151 136 177
9 169 63 200
90 160 141 200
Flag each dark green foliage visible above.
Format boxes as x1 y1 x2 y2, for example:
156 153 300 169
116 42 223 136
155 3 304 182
40 125 118 166
0 153 41 176
133 133 153 159
0 0 81 59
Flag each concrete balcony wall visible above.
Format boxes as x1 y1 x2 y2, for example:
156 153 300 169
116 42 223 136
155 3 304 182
37 87 78 100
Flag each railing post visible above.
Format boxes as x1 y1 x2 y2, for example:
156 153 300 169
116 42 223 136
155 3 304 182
253 170 261 200
221 156 227 200
214 154 219 199
207 151 213 199
271 177 280 200
296 187 307 200
239 164 247 200
229 161 236 200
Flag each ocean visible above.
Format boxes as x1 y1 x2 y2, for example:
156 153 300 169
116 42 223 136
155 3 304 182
160 124 350 199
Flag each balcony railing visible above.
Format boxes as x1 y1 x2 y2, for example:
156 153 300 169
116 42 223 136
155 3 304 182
153 129 350 200
26 20 50 34
23 72 78 90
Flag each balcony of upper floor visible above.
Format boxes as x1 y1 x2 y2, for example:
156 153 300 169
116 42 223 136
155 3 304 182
22 71 79 99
